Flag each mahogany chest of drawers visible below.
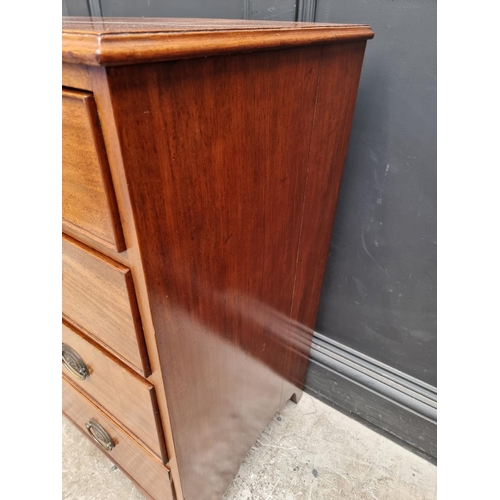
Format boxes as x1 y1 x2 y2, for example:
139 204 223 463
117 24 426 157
62 17 373 500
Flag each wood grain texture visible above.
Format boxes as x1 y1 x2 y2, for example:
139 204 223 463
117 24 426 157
63 378 173 500
62 321 166 461
61 222 131 267
281 41 368 407
62 63 92 90
62 234 150 376
62 17 374 66
88 65 184 500
62 89 125 251
101 43 366 499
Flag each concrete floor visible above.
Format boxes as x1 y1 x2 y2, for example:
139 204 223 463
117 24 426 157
62 393 436 499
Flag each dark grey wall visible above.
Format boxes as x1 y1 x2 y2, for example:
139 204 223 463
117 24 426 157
314 0 437 387
63 0 297 21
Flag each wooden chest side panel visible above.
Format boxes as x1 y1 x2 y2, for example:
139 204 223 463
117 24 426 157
282 41 368 405
104 46 326 500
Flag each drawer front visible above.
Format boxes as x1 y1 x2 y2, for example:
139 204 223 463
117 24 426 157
62 235 150 376
62 64 91 91
62 321 165 461
62 88 125 252
63 378 173 500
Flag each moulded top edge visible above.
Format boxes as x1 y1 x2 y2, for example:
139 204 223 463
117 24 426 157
62 16 374 66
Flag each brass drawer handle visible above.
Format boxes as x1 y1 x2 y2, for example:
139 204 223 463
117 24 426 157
62 343 89 380
85 418 115 452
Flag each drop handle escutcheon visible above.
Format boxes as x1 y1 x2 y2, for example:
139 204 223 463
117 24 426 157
85 419 115 452
62 343 89 380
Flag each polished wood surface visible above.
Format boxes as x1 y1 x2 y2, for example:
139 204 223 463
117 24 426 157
62 89 125 251
102 41 368 499
62 63 91 90
281 41 368 406
62 321 166 461
63 378 173 500
62 17 373 66
61 221 131 267
62 235 150 376
88 65 184 499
